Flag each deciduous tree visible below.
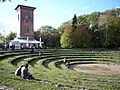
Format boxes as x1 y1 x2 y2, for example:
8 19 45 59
72 25 92 48
60 23 73 48
6 32 17 41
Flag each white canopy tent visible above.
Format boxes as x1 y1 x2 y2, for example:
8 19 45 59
9 37 43 49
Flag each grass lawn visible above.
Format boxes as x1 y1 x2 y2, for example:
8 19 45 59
0 49 120 90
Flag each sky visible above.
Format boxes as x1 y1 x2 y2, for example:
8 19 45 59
0 0 120 36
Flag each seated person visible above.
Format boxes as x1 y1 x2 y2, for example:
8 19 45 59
15 65 24 76
21 63 33 79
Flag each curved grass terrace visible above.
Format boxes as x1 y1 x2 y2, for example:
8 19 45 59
0 49 120 90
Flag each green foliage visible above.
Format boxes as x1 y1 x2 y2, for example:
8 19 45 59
0 6 119 49
60 17 92 48
76 8 120 48
0 32 16 42
60 30 73 48
0 33 5 41
57 22 69 35
6 32 17 41
38 25 55 34
72 14 77 30
60 24 73 48
103 16 120 48
0 49 120 90
78 15 90 29
72 25 92 48
35 25 61 48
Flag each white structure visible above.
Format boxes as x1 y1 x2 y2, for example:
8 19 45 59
9 37 43 49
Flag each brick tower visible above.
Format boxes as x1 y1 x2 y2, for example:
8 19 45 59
9 5 43 49
15 5 36 37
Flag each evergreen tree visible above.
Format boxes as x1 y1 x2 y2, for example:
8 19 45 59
72 14 77 31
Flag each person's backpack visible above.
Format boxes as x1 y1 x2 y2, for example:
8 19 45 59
15 66 23 76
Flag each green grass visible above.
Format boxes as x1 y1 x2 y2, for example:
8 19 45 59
0 49 120 90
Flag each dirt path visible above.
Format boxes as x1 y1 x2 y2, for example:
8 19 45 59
69 64 120 75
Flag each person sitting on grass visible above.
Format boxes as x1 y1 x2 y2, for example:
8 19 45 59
66 60 70 67
63 58 70 67
15 65 24 76
21 63 34 79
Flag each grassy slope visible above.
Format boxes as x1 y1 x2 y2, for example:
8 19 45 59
0 49 120 90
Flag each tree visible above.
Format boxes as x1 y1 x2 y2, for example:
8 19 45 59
57 21 71 35
38 25 55 34
72 14 77 31
60 7 120 48
103 16 120 48
35 25 61 48
87 12 103 47
98 9 120 48
0 33 5 41
78 15 90 29
60 23 73 48
72 25 92 48
6 32 17 41
50 30 61 48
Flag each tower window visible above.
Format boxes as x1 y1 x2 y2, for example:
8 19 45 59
25 27 29 33
24 13 30 19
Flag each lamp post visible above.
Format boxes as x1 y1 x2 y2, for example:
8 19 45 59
39 34 44 48
26 37 29 48
39 37 42 48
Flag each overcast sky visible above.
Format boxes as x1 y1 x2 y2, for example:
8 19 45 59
0 0 120 36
